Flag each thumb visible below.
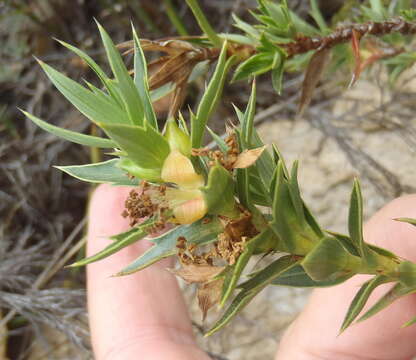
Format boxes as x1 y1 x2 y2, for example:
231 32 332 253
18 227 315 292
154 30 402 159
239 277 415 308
276 195 416 360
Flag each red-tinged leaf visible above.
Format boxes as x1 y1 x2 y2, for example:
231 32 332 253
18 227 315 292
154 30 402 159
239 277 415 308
349 29 363 88
298 47 331 116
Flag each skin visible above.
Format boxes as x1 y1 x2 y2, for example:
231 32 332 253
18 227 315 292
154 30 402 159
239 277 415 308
88 184 416 360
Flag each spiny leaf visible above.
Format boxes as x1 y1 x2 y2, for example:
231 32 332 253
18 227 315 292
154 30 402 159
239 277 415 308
117 157 162 182
271 56 285 95
55 159 137 185
348 179 367 257
116 218 223 275
270 162 317 254
340 275 389 333
201 163 238 218
97 21 145 126
241 80 256 146
220 228 274 306
402 315 416 328
132 24 158 129
232 13 260 41
38 60 130 125
397 261 416 288
271 264 352 287
232 53 274 82
21 110 116 148
54 38 122 105
207 126 227 152
68 220 153 267
99 122 170 169
302 236 362 281
309 0 328 33
191 42 234 148
358 282 416 323
207 255 299 336
394 217 416 227
288 161 305 224
298 47 331 116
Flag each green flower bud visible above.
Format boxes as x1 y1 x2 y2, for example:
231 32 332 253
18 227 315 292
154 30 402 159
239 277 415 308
164 119 191 157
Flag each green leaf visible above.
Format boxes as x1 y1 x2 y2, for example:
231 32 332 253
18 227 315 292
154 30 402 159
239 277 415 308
68 220 153 267
201 162 238 217
117 158 162 182
54 38 122 105
270 162 316 254
271 264 352 287
220 34 256 46
340 275 389 332
116 218 223 275
99 122 170 169
397 261 416 288
132 25 158 129
207 255 299 336
55 159 137 185
220 228 274 306
242 81 256 147
236 168 250 209
290 11 319 36
302 236 362 281
150 82 175 102
402 315 416 327
394 217 416 227
206 126 227 152
232 53 274 82
191 42 234 148
358 282 416 323
271 57 285 95
38 60 130 125
288 161 305 224
309 0 328 33
232 13 260 41
21 110 116 148
369 0 388 20
97 22 145 126
185 0 222 47
348 179 367 257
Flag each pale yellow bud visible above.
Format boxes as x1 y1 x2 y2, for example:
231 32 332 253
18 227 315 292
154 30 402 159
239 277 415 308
173 196 208 224
161 149 204 189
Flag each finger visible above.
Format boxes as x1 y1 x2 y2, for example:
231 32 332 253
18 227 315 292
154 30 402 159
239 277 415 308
87 184 210 360
276 194 416 360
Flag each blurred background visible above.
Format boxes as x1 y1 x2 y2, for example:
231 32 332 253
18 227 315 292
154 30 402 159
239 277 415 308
2 0 416 359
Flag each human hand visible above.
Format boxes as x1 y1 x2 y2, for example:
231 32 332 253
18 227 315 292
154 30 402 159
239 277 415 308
87 184 416 360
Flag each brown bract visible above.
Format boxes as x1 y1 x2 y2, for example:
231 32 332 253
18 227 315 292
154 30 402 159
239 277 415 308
233 146 266 169
169 264 224 283
197 278 224 321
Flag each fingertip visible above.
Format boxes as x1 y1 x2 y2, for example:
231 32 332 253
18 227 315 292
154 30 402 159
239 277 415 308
364 194 416 261
87 184 134 244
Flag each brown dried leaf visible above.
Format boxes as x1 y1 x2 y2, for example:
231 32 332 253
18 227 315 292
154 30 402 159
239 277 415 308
233 146 266 169
149 53 194 89
197 278 224 321
169 264 225 283
298 47 332 116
